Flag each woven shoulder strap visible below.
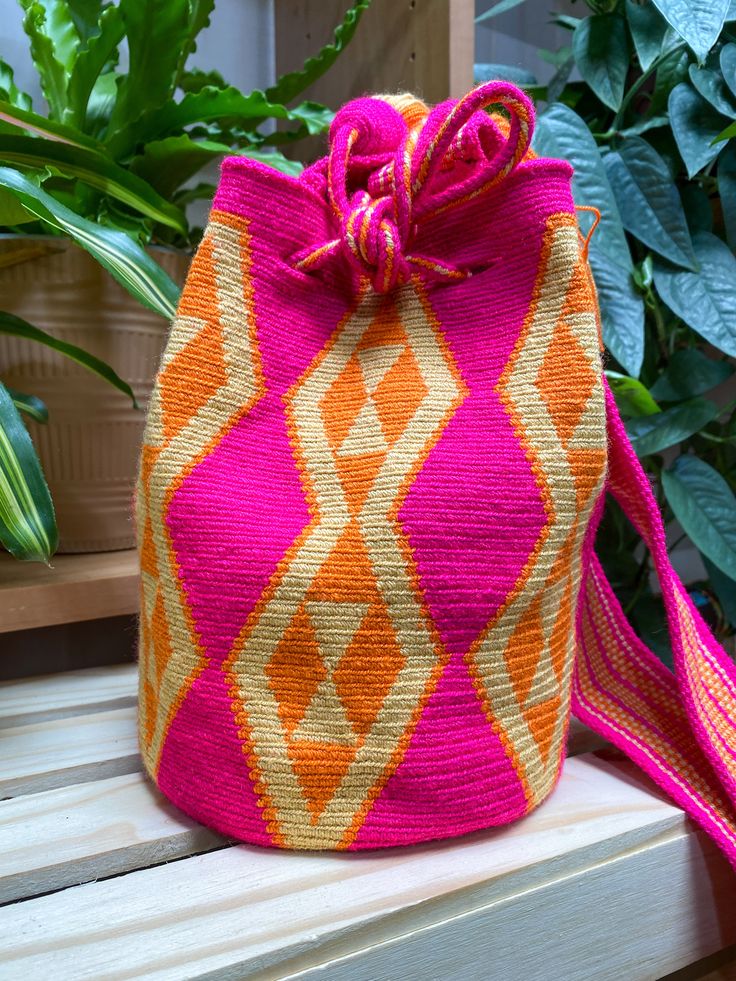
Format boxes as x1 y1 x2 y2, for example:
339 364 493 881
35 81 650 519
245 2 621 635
572 383 736 869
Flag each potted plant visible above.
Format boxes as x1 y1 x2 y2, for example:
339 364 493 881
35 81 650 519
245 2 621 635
479 0 736 653
0 0 369 560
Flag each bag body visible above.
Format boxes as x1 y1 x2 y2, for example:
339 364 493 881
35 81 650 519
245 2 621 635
137 83 736 862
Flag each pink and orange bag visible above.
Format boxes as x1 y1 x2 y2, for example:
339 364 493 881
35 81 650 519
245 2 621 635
136 82 736 863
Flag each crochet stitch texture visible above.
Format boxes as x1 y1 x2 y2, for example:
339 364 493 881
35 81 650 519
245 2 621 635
137 83 736 862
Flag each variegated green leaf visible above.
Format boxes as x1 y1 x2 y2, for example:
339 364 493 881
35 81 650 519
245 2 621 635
0 381 57 562
0 167 180 318
0 98 97 147
0 134 187 232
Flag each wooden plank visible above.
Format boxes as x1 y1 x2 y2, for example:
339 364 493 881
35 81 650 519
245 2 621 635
0 772 227 904
282 827 735 981
0 706 140 797
0 676 603 903
274 0 475 110
0 549 139 633
0 664 137 729
1 755 732 981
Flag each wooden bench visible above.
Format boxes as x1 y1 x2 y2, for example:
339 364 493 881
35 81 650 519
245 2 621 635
1 556 735 980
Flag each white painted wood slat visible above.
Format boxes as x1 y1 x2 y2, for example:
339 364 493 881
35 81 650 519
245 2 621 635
1 755 733 981
0 712 600 902
0 663 138 729
0 772 228 904
0 706 140 797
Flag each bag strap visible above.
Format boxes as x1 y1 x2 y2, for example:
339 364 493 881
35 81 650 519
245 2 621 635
572 382 736 869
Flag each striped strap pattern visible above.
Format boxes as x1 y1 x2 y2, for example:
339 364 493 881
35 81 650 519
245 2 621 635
573 383 736 869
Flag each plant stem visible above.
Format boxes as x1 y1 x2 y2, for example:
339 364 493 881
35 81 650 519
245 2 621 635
606 43 687 135
647 289 670 362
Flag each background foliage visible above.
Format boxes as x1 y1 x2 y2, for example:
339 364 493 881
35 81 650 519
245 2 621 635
0 0 368 561
479 0 736 658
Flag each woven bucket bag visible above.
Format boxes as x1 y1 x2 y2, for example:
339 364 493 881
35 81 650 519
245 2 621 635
137 82 736 862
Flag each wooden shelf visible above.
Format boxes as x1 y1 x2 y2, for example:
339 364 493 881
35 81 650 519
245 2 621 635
1 665 734 977
0 550 139 634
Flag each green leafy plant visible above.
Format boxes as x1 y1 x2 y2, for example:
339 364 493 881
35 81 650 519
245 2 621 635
478 0 736 654
0 0 369 562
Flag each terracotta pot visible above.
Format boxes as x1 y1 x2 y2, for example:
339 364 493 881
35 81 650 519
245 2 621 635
0 236 189 553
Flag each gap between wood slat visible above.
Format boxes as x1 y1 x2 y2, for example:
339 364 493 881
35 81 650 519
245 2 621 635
0 697 609 906
0 706 140 798
3 755 727 981
0 772 228 904
0 664 138 729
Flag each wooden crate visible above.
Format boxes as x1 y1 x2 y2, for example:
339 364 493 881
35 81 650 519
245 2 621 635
1 664 734 979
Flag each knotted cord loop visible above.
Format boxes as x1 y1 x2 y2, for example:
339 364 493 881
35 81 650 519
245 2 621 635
294 81 535 293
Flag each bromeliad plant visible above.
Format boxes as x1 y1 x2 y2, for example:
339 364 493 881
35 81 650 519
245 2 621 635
478 0 736 654
0 0 369 562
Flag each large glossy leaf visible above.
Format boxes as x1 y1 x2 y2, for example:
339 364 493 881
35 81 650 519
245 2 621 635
0 311 137 406
626 397 720 455
652 0 729 61
0 167 180 318
20 2 69 118
0 59 32 111
573 15 628 110
650 347 734 400
475 63 537 86
0 135 187 232
588 247 645 378
107 86 322 158
0 98 97 147
719 142 736 250
65 4 125 129
662 455 736 580
267 0 371 105
626 0 669 70
476 0 528 21
533 103 632 271
688 63 736 117
722 44 736 98
669 83 727 177
603 137 696 269
653 231 736 356
0 381 56 562
605 370 661 417
108 0 191 135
